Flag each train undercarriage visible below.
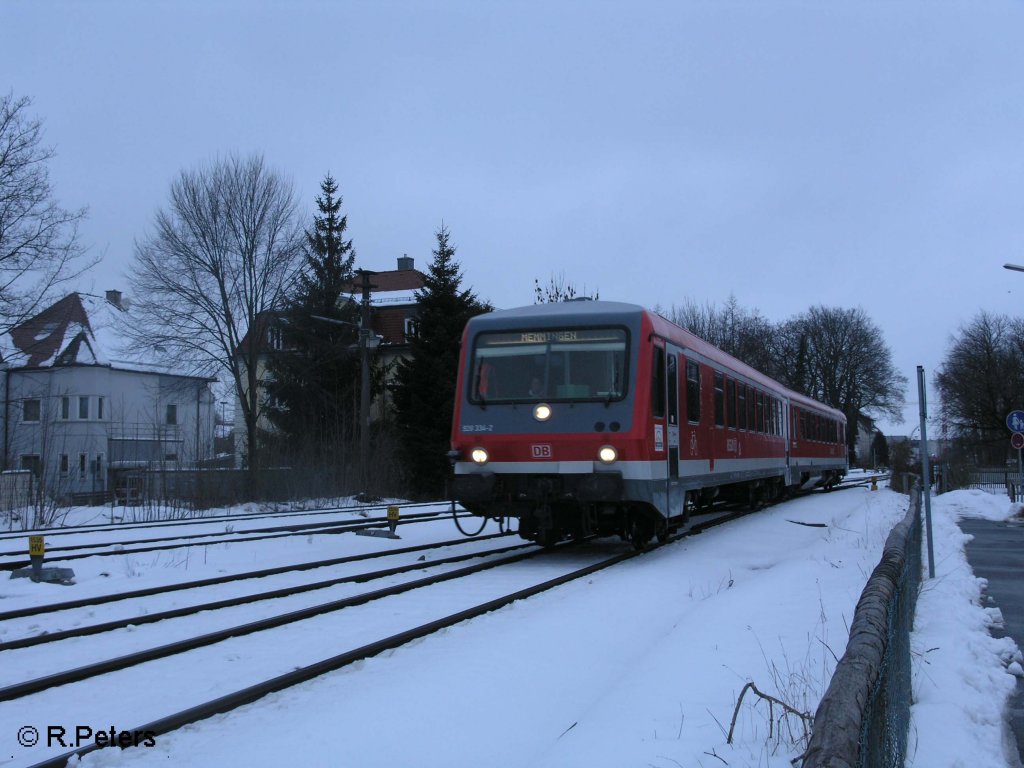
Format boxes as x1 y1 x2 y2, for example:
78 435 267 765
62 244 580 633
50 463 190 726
455 468 844 550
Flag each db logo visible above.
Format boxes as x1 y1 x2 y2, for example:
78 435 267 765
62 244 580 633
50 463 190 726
531 444 553 459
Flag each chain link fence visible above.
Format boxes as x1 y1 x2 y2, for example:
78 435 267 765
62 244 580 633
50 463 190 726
801 482 923 768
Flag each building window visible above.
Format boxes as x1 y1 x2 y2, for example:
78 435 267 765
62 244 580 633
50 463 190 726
165 452 178 462
268 326 283 350
59 454 69 475
61 397 70 420
78 454 87 480
22 399 40 423
78 396 89 420
94 454 104 479
166 404 177 425
21 455 41 477
97 397 105 420
404 317 419 340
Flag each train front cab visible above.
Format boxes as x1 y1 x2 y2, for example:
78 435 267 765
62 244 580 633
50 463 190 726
450 304 673 547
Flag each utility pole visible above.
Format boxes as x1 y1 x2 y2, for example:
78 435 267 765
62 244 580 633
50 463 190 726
917 365 935 578
358 270 376 488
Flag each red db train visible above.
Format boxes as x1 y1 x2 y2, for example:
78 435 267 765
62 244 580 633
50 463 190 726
449 301 847 548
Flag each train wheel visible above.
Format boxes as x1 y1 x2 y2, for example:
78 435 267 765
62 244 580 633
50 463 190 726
656 525 671 544
747 486 764 511
628 517 653 551
536 528 560 548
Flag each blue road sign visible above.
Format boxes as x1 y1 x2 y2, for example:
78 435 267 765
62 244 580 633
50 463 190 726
1008 411 1024 433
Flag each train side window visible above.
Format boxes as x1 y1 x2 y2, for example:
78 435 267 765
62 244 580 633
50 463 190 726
667 353 678 426
738 385 747 430
774 399 781 436
752 391 760 433
768 397 775 436
726 379 736 428
713 372 725 427
652 346 666 419
685 360 701 423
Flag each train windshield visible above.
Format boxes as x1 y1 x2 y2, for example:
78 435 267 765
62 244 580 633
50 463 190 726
470 327 628 403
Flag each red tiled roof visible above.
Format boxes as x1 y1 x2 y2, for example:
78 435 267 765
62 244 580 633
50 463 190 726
9 293 91 367
343 269 425 294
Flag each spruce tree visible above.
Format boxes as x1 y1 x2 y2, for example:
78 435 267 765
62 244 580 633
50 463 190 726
392 224 490 497
264 174 360 473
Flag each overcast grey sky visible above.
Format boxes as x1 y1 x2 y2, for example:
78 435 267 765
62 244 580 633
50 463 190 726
4 0 1023 436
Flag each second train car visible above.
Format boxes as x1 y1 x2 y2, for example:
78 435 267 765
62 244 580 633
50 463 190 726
449 300 847 548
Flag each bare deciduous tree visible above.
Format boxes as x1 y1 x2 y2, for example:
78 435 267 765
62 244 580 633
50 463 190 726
533 272 598 303
126 153 304 470
935 311 1024 463
778 305 906 460
0 92 91 333
663 294 776 374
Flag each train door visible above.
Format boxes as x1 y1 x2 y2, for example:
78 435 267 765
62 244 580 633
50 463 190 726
650 340 681 516
665 345 685 519
783 399 792 485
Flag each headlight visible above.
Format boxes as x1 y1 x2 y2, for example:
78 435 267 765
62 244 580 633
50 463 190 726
533 403 552 422
598 445 617 464
471 448 489 464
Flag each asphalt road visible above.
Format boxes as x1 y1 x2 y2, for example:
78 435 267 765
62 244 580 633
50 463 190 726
961 518 1024 767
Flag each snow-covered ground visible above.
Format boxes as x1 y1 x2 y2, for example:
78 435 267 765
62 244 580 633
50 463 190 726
0 486 1019 768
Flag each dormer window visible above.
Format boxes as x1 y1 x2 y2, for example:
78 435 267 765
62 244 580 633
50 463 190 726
268 327 283 350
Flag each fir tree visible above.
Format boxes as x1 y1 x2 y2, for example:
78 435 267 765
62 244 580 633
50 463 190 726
264 174 360 471
392 224 490 497
870 430 890 469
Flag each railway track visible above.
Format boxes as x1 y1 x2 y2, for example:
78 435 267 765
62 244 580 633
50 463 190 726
0 533 522 650
0 499 449 542
1 475 882 566
0 507 470 571
10 505 756 768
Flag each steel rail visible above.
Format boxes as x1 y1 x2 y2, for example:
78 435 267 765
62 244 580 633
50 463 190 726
0 512 478 572
0 544 555 702
0 540 533 651
23 507 756 768
0 500 451 541
0 508 451 559
0 532 512 622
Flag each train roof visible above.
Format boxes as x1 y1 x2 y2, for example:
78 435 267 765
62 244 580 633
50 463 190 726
468 301 845 421
468 300 646 326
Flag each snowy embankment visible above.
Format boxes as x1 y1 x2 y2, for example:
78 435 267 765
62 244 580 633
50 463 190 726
908 490 1023 768
1 488 1017 768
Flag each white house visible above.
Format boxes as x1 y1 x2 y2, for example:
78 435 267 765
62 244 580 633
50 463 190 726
0 291 216 503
